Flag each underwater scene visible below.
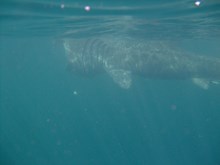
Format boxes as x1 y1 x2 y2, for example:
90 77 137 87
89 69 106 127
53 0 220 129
1 0 220 165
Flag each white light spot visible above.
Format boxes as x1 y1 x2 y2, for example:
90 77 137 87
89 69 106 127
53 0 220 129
73 91 78 95
61 4 65 9
195 1 201 7
84 6 91 11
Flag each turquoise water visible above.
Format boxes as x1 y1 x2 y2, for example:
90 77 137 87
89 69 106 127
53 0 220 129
1 0 220 165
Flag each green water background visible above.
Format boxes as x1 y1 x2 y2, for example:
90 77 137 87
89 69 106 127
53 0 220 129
1 0 220 165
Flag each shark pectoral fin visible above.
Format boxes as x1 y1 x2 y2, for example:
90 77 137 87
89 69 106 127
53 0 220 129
192 78 220 90
192 78 210 90
108 69 132 89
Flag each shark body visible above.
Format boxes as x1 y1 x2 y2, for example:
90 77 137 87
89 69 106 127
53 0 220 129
64 37 220 89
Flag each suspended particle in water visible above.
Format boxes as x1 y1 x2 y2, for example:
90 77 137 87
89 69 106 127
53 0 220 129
46 118 51 123
170 104 177 111
73 91 78 95
84 5 91 11
194 1 201 7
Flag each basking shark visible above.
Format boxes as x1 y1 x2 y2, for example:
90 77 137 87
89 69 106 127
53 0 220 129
63 37 220 89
